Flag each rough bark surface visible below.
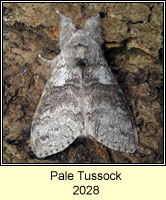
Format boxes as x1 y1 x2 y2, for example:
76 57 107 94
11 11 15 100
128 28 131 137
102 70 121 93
3 3 163 163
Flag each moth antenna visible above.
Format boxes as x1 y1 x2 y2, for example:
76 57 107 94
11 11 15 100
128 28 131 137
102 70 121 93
83 14 103 44
56 10 76 50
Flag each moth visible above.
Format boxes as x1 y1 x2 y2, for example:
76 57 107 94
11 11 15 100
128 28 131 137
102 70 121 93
30 11 138 158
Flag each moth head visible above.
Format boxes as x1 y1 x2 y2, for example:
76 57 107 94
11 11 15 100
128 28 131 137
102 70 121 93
57 11 103 67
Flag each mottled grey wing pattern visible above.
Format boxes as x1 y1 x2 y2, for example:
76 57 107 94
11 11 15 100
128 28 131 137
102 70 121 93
84 62 138 153
31 64 83 158
31 11 138 158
